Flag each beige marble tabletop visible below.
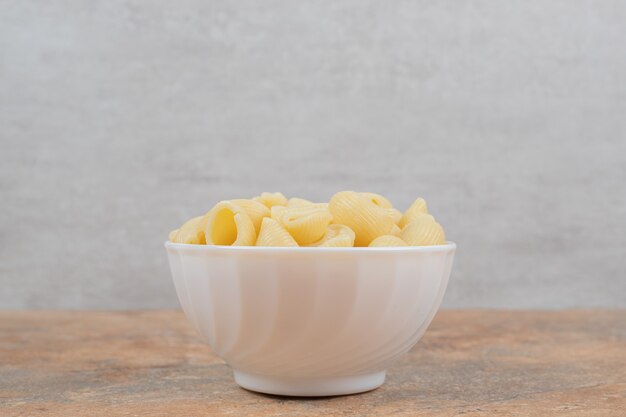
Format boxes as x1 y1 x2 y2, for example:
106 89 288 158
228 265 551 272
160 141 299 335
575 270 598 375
1 310 624 416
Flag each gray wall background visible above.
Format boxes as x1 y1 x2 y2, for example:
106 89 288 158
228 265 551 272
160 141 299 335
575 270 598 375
1 1 625 309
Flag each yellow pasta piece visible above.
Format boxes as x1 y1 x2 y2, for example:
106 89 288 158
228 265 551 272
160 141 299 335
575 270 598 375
329 191 394 247
401 215 445 246
278 206 333 245
399 198 429 228
168 191 448 248
256 217 298 247
386 208 403 225
360 192 393 209
231 199 270 233
270 205 288 221
205 201 256 246
253 192 288 208
287 197 329 210
309 224 355 247
356 192 400 223
287 197 313 207
403 212 435 228
171 215 208 244
369 235 408 247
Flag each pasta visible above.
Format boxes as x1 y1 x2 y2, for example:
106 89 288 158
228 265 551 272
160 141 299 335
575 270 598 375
270 205 288 221
270 206 287 222
309 224 355 247
400 215 445 246
256 217 298 247
386 208 403 225
287 197 313 207
360 192 393 209
399 198 429 228
253 192 288 208
369 235 408 247
231 199 271 232
168 191 447 247
288 197 329 210
329 191 394 246
277 205 333 245
169 215 207 244
204 201 256 246
360 192 401 224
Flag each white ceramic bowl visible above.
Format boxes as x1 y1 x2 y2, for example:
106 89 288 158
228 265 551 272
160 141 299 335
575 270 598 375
165 242 456 396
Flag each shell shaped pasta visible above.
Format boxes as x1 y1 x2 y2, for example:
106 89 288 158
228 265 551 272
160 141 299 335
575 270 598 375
404 212 435 227
171 215 208 244
279 206 333 245
310 224 355 247
369 235 408 247
329 191 394 247
401 215 445 246
168 229 179 242
288 198 329 210
253 192 288 208
231 199 270 232
360 192 393 209
168 192 447 248
270 205 288 221
385 208 403 225
288 197 313 207
256 217 298 247
399 198 429 228
205 201 256 246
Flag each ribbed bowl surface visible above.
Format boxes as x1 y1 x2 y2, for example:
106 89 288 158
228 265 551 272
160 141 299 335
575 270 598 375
166 243 455 382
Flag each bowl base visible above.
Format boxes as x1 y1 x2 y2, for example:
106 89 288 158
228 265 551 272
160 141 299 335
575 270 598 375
233 370 386 397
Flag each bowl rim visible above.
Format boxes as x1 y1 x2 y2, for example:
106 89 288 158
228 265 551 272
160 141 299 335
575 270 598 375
164 241 456 252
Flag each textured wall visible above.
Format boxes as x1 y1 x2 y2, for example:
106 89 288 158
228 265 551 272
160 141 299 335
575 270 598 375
1 1 625 309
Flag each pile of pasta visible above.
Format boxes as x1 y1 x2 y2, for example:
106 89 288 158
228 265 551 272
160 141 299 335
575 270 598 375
168 191 445 247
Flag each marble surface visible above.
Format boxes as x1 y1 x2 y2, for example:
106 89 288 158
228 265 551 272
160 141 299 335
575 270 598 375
1 310 625 416
1 1 626 309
